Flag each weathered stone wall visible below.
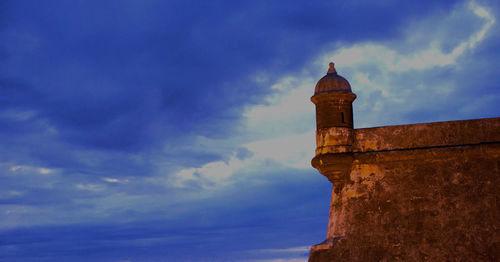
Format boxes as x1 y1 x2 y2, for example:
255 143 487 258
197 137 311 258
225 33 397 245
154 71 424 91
353 118 500 152
310 117 500 262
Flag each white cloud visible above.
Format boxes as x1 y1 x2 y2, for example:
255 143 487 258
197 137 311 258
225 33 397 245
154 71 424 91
468 1 496 45
9 165 23 172
169 157 243 190
165 0 496 193
38 167 53 174
245 132 314 169
102 177 129 183
316 0 495 127
76 183 106 191
244 76 315 140
0 190 24 199
9 165 55 175
168 79 317 191
319 1 495 72
168 131 314 191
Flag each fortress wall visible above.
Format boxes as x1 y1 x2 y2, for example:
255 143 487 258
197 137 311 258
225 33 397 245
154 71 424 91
310 118 500 261
311 143 500 261
352 117 500 152
309 64 500 261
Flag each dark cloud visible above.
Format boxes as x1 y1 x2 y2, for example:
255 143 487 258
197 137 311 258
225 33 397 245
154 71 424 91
0 0 457 151
1 0 498 261
0 168 329 262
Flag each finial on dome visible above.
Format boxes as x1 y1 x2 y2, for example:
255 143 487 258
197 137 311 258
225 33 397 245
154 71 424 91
327 62 337 74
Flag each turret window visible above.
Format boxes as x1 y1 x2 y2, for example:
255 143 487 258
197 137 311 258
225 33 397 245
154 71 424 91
341 112 345 123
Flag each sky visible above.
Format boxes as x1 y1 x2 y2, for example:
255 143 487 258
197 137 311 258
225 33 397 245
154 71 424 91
0 0 499 261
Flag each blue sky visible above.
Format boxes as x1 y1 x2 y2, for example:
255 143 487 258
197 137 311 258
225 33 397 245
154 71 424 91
0 0 499 261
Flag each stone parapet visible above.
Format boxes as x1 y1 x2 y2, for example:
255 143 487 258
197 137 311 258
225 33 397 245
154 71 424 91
352 117 500 152
315 127 354 155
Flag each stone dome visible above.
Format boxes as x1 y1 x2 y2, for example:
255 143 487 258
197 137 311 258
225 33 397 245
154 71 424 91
314 63 352 94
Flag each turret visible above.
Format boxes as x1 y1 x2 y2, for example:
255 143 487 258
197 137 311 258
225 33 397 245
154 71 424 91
311 63 356 190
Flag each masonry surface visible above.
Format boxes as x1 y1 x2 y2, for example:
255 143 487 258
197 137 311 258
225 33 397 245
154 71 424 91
308 64 500 261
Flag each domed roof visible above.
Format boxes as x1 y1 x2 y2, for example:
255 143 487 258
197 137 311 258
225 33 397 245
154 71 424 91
314 63 352 94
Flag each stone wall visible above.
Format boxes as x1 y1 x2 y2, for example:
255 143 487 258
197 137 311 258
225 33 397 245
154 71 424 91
309 117 500 262
353 117 500 152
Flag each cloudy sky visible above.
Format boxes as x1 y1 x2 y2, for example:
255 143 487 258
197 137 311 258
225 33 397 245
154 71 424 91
1 0 499 261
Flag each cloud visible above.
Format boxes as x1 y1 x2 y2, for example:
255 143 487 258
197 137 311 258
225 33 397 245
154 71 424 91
102 177 123 183
317 0 497 127
320 1 495 72
166 0 497 196
8 165 55 175
0 0 496 236
0 0 499 261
